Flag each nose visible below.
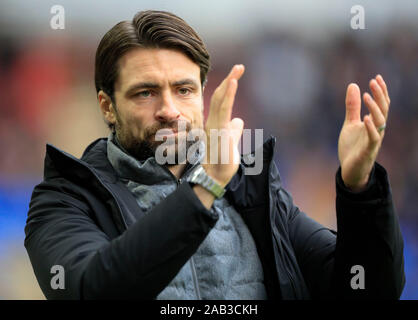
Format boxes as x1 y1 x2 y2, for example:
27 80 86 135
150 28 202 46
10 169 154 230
155 91 181 122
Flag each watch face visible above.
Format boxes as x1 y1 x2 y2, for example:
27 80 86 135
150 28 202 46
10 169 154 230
187 165 225 198
189 165 204 183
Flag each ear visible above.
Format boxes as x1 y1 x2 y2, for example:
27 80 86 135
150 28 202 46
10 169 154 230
98 90 117 128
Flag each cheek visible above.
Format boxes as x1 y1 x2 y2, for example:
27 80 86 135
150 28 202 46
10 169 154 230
191 108 204 128
121 109 151 139
184 100 204 127
195 117 203 129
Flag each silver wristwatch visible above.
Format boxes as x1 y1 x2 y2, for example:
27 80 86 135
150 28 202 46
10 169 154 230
187 165 226 199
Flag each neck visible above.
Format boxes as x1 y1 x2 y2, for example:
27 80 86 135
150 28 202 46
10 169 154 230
166 163 188 180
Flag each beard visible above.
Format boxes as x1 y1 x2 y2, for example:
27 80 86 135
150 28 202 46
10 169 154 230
115 119 199 164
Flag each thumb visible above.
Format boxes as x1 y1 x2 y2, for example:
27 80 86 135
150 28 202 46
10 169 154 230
345 83 361 123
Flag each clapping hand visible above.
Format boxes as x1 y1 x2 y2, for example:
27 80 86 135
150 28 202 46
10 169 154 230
338 75 390 192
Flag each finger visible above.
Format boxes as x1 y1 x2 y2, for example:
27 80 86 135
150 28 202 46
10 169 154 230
228 64 245 81
363 92 386 128
376 74 390 105
345 83 361 123
364 115 380 147
229 118 244 165
208 65 244 118
218 78 238 127
230 117 244 145
217 65 245 97
369 79 388 119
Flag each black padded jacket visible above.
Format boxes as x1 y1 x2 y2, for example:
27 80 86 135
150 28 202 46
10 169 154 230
24 136 405 299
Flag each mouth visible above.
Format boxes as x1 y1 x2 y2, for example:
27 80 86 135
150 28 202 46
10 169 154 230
154 128 186 140
159 128 178 134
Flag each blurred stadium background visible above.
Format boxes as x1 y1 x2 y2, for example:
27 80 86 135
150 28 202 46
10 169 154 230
0 0 417 299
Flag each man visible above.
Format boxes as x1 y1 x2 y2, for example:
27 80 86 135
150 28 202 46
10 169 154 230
25 10 405 300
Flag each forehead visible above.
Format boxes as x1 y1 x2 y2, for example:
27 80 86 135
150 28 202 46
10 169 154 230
115 47 201 90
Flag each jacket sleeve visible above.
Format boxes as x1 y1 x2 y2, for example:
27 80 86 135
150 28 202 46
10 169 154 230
24 179 218 300
285 162 405 299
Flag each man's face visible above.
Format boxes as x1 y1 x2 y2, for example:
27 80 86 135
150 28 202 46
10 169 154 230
105 47 204 161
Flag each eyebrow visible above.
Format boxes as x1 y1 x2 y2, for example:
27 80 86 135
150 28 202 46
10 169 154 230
125 78 199 96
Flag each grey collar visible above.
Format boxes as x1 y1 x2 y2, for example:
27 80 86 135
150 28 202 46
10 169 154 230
106 133 202 185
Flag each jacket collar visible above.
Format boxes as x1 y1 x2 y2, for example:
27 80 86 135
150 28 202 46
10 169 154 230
225 135 277 209
43 135 277 197
44 138 118 184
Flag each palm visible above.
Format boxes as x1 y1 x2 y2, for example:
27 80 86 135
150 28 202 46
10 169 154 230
338 120 378 189
339 121 367 163
337 77 390 191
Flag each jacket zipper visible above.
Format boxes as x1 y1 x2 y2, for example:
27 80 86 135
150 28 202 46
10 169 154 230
271 211 298 298
287 269 297 298
190 256 202 300
279 232 297 298
268 159 298 299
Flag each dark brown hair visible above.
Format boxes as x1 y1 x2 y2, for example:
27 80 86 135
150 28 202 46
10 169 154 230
95 10 210 103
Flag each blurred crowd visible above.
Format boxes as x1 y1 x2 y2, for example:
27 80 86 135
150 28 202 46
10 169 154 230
0 25 417 299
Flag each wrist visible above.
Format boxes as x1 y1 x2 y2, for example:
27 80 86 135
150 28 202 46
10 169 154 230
192 184 216 210
343 174 370 193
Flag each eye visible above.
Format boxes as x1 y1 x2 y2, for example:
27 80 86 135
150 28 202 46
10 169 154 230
178 88 191 95
134 90 152 98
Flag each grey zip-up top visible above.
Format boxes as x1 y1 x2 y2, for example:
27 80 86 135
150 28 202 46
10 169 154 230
107 134 268 299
